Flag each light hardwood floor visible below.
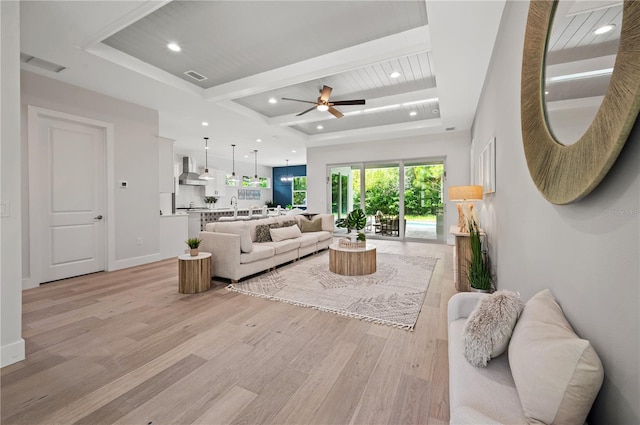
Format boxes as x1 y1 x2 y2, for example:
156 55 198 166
1 239 457 425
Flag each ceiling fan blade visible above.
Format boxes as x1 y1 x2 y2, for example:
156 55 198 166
319 85 333 102
296 106 317 116
331 99 366 106
328 106 344 118
282 97 318 105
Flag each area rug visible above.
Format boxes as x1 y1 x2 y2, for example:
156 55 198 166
226 252 438 330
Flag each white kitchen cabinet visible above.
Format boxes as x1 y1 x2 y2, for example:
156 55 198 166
158 137 175 193
204 169 227 197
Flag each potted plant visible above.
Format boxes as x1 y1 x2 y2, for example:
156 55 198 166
204 196 218 210
265 200 277 208
336 208 367 241
186 238 202 256
466 220 493 292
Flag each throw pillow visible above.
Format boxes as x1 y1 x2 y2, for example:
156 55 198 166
280 219 297 228
299 217 323 233
270 224 302 242
509 289 604 425
214 222 253 253
462 290 524 367
255 224 272 243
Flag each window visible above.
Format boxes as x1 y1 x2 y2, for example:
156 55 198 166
292 176 307 207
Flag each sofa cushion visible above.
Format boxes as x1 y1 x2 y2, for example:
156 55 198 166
317 214 335 232
205 222 216 232
449 318 527 424
239 244 274 264
296 233 319 248
509 289 604 425
215 222 253 253
270 224 302 242
315 230 333 242
462 290 524 367
261 239 300 255
299 216 323 232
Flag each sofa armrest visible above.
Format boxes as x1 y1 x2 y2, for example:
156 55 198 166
447 292 490 323
198 231 241 278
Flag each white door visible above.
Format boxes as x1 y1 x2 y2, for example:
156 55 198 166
34 113 106 283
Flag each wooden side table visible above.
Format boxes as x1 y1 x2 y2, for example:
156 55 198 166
178 252 212 294
329 243 376 276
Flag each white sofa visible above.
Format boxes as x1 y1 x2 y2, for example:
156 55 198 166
448 290 603 425
198 213 334 282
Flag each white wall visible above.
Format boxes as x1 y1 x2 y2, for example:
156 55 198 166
21 71 161 282
471 1 639 423
1 0 25 367
306 130 471 244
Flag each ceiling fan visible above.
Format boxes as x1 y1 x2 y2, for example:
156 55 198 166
282 85 365 118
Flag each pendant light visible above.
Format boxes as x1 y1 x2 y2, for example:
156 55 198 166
280 159 293 182
199 137 213 180
228 144 240 184
251 149 260 186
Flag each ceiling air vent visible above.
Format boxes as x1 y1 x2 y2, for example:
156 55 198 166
446 127 456 131
20 52 66 73
184 70 208 81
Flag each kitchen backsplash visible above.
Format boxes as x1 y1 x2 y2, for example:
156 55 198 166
175 184 273 210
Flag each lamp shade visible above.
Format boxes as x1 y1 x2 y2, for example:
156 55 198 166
449 185 483 201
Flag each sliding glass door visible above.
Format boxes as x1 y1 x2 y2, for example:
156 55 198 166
329 159 445 242
403 161 445 242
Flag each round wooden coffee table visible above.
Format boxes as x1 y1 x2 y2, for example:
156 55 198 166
178 252 212 294
329 243 376 276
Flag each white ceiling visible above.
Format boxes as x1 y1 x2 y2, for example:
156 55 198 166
19 0 507 167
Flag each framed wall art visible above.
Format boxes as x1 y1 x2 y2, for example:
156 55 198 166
479 137 496 194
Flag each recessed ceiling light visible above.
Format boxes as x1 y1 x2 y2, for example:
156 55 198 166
409 111 417 117
317 125 324 130
292 150 297 153
545 91 549 95
390 71 401 78
594 24 615 35
167 42 181 52
432 108 439 114
256 139 262 142
201 121 208 126
268 98 277 104
244 154 249 158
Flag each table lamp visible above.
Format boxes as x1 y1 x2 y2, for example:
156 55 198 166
449 185 483 232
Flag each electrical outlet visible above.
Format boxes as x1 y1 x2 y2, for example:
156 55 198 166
136 237 142 245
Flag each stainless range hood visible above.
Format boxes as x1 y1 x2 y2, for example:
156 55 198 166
178 156 206 186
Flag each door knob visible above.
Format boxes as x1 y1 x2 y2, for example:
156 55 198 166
94 215 103 220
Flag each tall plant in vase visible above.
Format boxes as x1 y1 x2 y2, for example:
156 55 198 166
467 220 493 292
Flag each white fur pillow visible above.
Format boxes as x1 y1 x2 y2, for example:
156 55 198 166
463 290 524 367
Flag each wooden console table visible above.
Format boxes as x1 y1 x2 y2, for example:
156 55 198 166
329 243 376 276
178 252 212 294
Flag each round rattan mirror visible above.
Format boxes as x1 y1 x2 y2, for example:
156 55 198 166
521 0 640 205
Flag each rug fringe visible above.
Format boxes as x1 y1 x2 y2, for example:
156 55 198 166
226 284 416 331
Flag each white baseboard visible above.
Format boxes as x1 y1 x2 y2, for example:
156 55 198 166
1 338 25 368
22 277 37 290
111 253 162 271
